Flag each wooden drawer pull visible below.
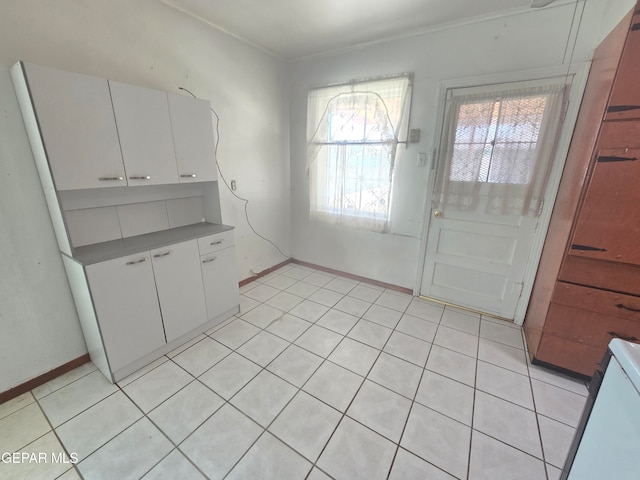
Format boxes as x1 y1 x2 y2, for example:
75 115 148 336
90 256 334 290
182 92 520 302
616 303 640 313
607 331 639 342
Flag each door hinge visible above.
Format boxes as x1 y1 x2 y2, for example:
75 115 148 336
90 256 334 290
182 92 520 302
514 282 524 298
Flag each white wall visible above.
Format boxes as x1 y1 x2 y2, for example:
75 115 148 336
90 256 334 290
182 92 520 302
288 0 624 290
0 0 289 392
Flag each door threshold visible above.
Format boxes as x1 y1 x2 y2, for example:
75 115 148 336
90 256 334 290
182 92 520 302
418 295 513 323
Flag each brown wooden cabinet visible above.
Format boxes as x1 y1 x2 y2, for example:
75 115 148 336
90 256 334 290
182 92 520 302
524 3 640 377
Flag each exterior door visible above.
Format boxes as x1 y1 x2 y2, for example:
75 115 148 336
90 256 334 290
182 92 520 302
420 77 568 319
420 192 538 318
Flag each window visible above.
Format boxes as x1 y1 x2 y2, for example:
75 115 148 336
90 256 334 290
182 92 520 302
307 75 412 232
433 81 566 216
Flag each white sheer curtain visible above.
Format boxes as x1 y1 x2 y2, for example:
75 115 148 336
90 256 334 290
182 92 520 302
432 83 566 217
307 75 411 232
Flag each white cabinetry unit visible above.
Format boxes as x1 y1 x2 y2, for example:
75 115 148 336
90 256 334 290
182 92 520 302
150 240 208 343
109 80 179 186
199 232 240 321
168 92 218 183
11 61 240 383
21 62 126 190
86 252 165 373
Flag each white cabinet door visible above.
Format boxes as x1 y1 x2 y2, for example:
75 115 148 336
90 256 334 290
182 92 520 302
109 81 178 186
23 63 126 190
168 93 217 183
86 253 165 373
150 240 207 343
201 246 240 322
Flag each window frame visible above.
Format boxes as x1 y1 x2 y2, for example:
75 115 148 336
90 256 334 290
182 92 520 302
306 74 413 232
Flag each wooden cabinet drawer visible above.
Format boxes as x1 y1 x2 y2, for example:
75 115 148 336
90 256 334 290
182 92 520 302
197 230 235 256
560 256 640 296
535 333 604 377
605 13 640 121
552 282 640 322
569 145 640 266
598 121 640 149
545 302 640 348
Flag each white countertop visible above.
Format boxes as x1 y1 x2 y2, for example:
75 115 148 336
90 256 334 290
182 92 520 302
609 339 640 392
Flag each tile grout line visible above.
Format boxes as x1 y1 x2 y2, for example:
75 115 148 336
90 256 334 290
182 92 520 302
385 299 449 480
465 316 481 480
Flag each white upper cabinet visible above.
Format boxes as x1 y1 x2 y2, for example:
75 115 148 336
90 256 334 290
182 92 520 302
168 93 218 183
23 63 126 190
109 81 179 186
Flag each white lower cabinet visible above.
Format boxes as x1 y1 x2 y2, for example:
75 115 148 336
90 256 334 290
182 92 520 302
86 252 165 374
201 246 240 323
150 240 207 343
82 233 238 382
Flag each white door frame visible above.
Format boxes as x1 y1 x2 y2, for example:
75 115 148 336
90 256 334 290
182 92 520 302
414 63 590 325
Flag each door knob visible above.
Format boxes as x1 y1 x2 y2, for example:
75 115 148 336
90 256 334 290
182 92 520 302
434 210 443 218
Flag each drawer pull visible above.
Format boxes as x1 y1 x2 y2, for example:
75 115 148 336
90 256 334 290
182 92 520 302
616 303 640 313
202 256 217 264
98 176 125 181
571 244 607 252
607 105 640 113
180 173 197 178
597 155 638 163
607 331 639 342
210 240 224 246
129 175 151 180
152 251 173 258
126 257 149 265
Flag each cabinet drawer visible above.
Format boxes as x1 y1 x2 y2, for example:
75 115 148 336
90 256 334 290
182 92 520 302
598 121 640 149
569 145 640 266
535 333 604 377
560 256 640 296
198 230 235 255
545 302 640 348
552 282 640 323
605 13 640 121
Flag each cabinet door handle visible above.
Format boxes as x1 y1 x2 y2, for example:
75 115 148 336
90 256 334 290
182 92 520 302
202 256 217 264
210 240 224 246
616 303 640 313
607 331 639 342
129 175 151 180
98 176 125 181
180 174 197 178
125 257 149 265
152 250 172 258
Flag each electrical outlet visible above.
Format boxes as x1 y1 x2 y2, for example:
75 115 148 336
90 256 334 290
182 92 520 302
230 180 237 190
417 153 427 167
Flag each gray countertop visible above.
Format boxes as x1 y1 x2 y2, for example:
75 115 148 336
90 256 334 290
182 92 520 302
68 222 234 265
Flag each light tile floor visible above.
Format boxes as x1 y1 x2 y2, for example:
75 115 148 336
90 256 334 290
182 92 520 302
0 263 590 480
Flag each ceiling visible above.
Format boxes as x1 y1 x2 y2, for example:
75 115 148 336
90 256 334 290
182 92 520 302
162 0 548 60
